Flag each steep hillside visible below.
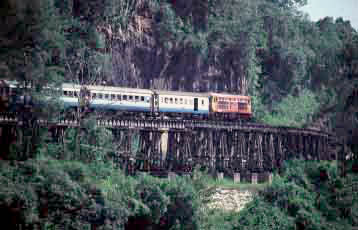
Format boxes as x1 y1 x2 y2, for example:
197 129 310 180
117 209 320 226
106 0 255 95
2 0 357 129
202 160 358 230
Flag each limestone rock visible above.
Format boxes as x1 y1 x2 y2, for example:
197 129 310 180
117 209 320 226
207 188 254 212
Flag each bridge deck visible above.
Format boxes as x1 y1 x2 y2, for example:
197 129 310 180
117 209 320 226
0 113 333 139
0 112 341 180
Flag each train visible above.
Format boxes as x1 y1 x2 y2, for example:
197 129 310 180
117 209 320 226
62 83 252 120
0 80 252 120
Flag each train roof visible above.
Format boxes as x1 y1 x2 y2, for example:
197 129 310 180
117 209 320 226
0 80 19 88
62 83 81 90
87 85 153 94
61 83 250 98
154 90 210 97
209 92 250 98
62 83 153 94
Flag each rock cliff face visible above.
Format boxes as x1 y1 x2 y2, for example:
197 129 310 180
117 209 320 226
108 1 248 95
207 188 254 212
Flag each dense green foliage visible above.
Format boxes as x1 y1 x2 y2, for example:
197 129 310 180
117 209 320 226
1 0 357 120
1 0 358 229
201 160 358 230
262 89 319 127
1 0 358 146
0 157 203 229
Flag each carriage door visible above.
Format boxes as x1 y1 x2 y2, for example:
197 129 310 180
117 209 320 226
194 98 198 111
152 92 159 113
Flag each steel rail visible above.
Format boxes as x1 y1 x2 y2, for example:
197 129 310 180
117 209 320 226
0 112 336 140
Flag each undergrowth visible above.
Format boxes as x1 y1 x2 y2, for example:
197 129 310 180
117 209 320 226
0 157 357 230
203 160 358 230
0 156 201 230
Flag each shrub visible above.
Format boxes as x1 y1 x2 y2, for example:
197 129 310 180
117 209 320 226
262 89 319 127
0 158 133 230
234 197 295 230
124 173 201 230
159 176 201 230
259 160 358 230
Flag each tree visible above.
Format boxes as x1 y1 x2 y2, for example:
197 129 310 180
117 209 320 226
0 0 66 160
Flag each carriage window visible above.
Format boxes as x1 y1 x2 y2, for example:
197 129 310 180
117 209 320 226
129 95 133 101
63 91 68 96
117 95 121 100
123 95 127 100
74 91 78 97
169 98 173 104
135 96 139 101
165 97 168 103
2 87 8 94
202 100 205 105
175 98 178 104
111 94 116 100
239 103 247 109
146 97 150 103
92 93 97 99
180 98 183 104
98 93 103 99
12 88 20 95
141 96 145 101
104 94 109 99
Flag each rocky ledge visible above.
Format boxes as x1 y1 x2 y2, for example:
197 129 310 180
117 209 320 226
207 188 254 212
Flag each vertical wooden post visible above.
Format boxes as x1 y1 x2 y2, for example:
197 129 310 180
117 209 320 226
168 171 176 180
233 173 241 183
251 173 258 184
217 171 224 180
268 172 273 184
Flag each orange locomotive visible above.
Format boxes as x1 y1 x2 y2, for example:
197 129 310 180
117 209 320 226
209 93 252 119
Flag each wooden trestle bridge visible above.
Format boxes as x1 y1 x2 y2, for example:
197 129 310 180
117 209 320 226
0 113 340 183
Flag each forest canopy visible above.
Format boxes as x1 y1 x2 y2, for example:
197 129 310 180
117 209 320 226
1 0 358 229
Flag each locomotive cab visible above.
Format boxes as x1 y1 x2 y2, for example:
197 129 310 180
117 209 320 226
209 93 252 120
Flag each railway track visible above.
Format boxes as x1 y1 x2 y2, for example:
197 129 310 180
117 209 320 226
0 112 335 139
0 112 343 180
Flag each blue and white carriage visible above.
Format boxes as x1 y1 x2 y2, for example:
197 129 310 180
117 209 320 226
154 90 209 115
61 84 153 112
1 81 252 118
